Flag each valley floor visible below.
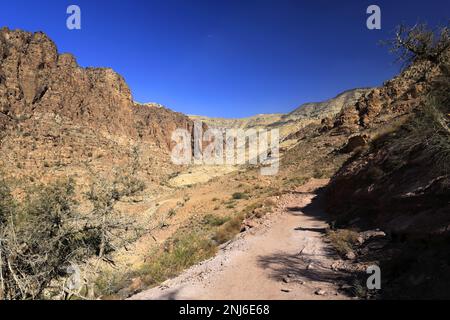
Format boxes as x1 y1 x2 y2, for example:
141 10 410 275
130 179 350 300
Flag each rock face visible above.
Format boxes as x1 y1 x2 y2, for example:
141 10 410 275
0 29 135 136
327 49 450 235
286 88 370 122
133 102 206 151
340 134 368 153
191 88 371 140
0 28 202 185
333 60 440 134
325 48 450 299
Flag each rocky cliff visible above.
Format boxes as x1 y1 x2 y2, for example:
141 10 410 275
333 60 441 134
324 44 450 298
0 28 200 186
327 49 449 232
286 88 370 122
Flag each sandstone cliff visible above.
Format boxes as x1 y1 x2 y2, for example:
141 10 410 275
0 28 200 186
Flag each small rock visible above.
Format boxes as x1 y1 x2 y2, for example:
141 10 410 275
366 240 388 250
315 289 327 296
282 276 290 283
357 236 365 245
341 134 368 153
359 230 386 243
331 261 343 270
240 225 250 233
281 288 291 293
306 263 314 270
345 251 356 260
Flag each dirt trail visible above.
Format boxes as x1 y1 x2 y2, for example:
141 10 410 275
130 179 350 300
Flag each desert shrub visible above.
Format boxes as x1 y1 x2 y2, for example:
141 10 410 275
0 178 98 300
167 208 177 218
117 174 146 197
312 168 327 179
385 23 450 67
202 214 230 227
112 145 146 197
327 229 359 256
135 231 216 288
232 192 249 200
285 176 309 186
0 176 14 225
213 214 244 244
0 169 143 300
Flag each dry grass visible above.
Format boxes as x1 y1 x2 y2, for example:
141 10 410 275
327 229 359 256
212 213 244 244
96 224 218 298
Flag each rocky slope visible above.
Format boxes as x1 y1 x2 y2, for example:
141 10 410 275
286 88 369 122
327 51 449 232
190 89 370 140
0 27 200 186
324 47 450 298
189 113 284 131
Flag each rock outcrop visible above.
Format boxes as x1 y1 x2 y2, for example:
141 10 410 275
0 28 202 185
325 46 450 299
287 88 370 122
333 60 441 134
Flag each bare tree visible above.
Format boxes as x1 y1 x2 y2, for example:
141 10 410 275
384 23 450 67
0 152 146 300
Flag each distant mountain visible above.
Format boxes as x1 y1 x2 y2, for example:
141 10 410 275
190 88 371 139
189 113 284 130
285 88 370 121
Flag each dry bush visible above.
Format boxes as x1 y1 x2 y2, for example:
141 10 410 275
213 214 244 245
385 23 450 67
0 178 99 299
0 163 145 300
327 229 359 256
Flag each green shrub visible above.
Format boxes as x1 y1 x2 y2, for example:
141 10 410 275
136 231 216 287
232 192 249 200
213 214 244 244
202 214 230 227
168 208 177 218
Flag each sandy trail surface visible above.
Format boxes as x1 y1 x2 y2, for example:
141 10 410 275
130 179 350 300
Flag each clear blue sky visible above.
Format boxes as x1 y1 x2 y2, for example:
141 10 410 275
1 0 449 118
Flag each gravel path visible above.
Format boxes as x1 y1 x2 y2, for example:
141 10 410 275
130 179 350 300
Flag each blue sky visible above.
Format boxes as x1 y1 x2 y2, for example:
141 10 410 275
1 0 449 118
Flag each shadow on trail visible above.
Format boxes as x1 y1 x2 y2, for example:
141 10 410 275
294 226 328 233
257 187 352 287
151 288 181 300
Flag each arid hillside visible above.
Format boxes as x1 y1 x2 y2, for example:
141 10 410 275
1 25 449 300
0 27 202 190
190 88 370 139
324 26 450 298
